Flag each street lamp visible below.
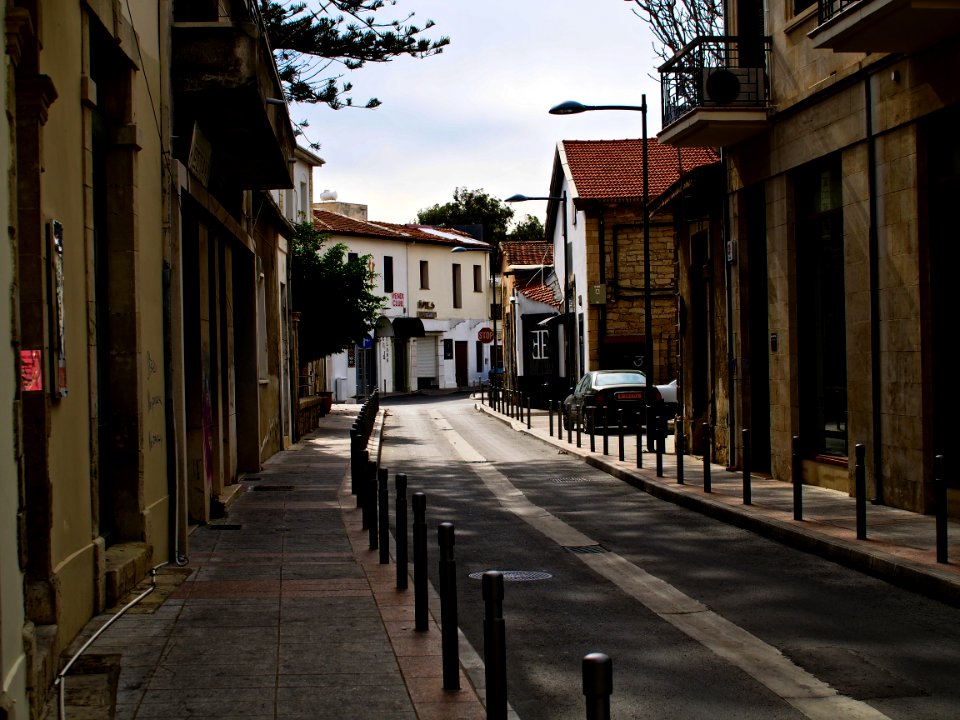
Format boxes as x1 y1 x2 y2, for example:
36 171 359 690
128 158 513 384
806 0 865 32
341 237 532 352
505 192 572 397
451 244 500 390
549 95 654 449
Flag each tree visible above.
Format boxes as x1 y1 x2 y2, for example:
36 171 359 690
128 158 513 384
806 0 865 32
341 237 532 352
291 221 385 362
625 0 723 63
507 215 545 242
416 188 515 246
260 1 450 119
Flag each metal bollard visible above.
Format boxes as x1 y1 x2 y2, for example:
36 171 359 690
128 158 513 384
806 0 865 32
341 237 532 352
350 426 358 496
702 423 712 493
412 492 428 631
526 394 531 429
602 408 609 456
438 522 460 690
935 454 948 563
582 652 612 720
792 435 803 521
636 413 643 469
589 407 596 452
483 571 508 720
576 418 582 448
855 444 866 540
742 428 751 504
356 448 369 508
379 467 389 563
396 473 408 589
567 406 573 444
549 399 555 436
369 461 379 550
618 410 625 461
656 415 663 477
676 417 684 484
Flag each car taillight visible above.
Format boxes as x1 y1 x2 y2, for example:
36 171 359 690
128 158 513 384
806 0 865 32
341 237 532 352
594 390 607 405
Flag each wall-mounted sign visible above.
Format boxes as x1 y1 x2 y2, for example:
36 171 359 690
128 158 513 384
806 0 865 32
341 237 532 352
392 292 404 308
477 327 494 344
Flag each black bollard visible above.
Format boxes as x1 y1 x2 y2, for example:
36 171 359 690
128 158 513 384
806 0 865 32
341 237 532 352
350 426 358 496
656 415 664 477
412 492 428 631
582 652 612 720
526 394 531 429
549 399 555 436
935 454 948 564
742 428 751 504
368 461 379 550
378 467 389 564
855 444 866 540
602 407 609 456
567 405 573 444
702 423 712 493
792 435 803 521
636 412 643 469
396 474 408 589
356 448 369 508
618 410 625 461
576 417 582 448
483 571 508 720
676 417 684 484
438 522 460 691
589 407 596 452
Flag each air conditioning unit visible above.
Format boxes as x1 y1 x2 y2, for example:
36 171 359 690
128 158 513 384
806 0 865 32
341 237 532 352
701 67 764 106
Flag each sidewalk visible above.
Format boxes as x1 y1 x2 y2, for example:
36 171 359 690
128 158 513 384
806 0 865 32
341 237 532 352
477 394 960 607
53 403 486 720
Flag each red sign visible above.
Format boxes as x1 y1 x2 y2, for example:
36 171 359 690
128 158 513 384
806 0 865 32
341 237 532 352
477 327 494 343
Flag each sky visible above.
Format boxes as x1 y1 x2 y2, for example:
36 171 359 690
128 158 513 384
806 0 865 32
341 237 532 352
294 0 663 226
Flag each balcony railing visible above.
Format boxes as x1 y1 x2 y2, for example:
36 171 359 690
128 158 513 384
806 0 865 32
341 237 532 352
810 0 960 53
659 35 772 130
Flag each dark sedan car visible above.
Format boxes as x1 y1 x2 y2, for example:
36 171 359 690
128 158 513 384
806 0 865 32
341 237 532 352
562 370 664 433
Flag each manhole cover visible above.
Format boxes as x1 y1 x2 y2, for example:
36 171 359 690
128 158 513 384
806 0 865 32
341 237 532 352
468 570 553 582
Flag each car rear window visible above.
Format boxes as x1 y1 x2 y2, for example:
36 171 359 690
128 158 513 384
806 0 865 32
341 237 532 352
595 373 645 387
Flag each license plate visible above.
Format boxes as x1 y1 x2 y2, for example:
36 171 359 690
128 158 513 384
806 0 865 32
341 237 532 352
615 392 643 400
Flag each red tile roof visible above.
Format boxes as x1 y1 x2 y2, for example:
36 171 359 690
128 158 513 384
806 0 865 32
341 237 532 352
501 241 553 267
518 281 560 307
312 210 487 248
561 140 719 204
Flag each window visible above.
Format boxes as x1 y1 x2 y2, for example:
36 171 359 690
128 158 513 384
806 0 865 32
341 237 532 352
473 264 482 292
420 260 429 289
299 181 308 220
452 263 462 308
476 341 484 372
795 157 846 458
443 339 454 359
383 255 394 293
257 256 269 381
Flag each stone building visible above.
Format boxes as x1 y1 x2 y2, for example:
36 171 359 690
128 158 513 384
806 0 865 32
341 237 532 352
1 2 296 716
657 0 960 512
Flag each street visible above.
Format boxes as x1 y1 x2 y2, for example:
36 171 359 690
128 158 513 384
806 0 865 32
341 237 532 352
380 393 960 720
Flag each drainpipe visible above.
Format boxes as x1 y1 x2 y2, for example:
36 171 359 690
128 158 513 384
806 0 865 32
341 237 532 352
866 75 884 504
722 150 737 467
159 0 188 565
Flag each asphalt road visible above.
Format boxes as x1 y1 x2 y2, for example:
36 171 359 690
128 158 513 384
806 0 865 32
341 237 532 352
380 394 960 720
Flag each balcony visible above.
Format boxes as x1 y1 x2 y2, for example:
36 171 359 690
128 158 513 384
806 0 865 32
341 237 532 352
658 36 771 148
171 1 294 190
809 0 960 53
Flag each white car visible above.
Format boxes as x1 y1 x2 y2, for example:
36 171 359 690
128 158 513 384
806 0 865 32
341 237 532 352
656 379 678 418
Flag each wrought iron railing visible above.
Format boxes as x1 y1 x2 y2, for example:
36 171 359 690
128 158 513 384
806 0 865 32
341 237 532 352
659 35 772 129
818 0 863 25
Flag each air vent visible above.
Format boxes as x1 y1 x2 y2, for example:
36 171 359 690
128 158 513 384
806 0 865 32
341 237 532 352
702 67 764 106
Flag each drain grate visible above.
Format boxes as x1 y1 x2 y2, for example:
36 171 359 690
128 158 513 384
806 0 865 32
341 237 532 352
468 570 553 582
252 485 295 491
562 545 608 554
551 476 595 485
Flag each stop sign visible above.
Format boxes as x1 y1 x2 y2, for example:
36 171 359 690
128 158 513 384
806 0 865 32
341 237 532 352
477 327 494 343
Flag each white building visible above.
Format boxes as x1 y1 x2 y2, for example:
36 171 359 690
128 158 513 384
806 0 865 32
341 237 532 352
311 206 495 400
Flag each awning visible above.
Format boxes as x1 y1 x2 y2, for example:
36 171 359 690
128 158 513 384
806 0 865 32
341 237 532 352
420 319 453 333
392 317 426 338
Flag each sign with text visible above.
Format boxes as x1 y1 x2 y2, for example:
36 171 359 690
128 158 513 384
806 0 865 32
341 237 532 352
477 327 494 343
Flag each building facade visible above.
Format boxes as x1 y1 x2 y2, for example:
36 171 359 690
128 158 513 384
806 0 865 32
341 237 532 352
657 0 960 512
309 208 495 400
2 2 297 716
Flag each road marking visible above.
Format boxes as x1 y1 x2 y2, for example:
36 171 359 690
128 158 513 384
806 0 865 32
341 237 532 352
431 411 891 720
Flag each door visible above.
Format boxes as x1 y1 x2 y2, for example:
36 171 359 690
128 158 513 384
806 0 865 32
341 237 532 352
455 341 468 388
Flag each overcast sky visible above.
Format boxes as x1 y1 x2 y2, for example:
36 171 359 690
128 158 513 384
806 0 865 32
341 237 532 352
295 0 663 226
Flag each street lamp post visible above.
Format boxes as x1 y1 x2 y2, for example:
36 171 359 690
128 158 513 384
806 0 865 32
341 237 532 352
505 192 571 399
549 96 654 450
